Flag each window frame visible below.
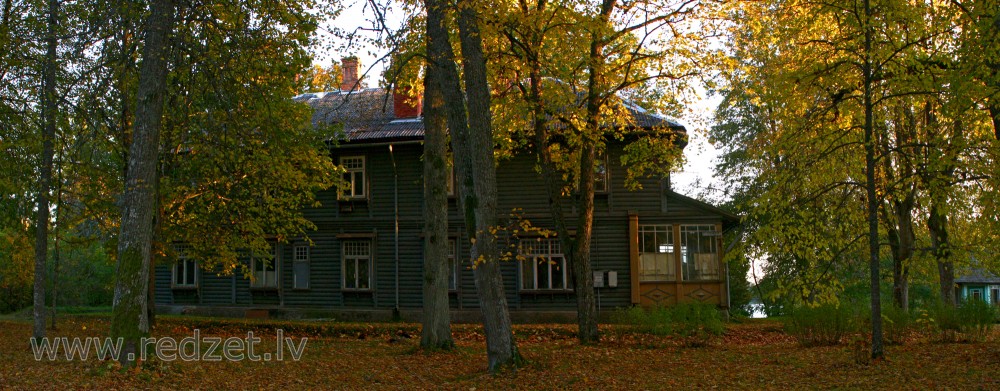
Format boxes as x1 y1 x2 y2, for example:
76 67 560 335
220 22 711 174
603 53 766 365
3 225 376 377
680 225 721 282
448 238 458 291
339 155 367 199
171 244 198 289
342 240 373 291
594 153 609 193
638 224 675 282
250 243 279 290
292 244 310 290
519 238 571 292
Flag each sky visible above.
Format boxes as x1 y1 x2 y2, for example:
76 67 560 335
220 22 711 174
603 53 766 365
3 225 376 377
317 0 725 201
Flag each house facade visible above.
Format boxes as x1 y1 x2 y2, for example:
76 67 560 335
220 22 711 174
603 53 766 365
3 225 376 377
154 59 739 320
956 269 1000 306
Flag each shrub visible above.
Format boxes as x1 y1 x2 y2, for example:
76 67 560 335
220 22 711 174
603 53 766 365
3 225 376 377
880 304 914 345
924 301 964 342
923 299 997 343
672 303 725 347
784 303 861 346
610 303 724 345
957 299 997 342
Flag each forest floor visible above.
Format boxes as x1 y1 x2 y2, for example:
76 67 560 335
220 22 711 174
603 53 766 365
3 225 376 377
0 314 997 389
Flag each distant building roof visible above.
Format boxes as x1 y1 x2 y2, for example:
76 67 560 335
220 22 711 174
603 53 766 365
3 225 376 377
956 268 1000 284
294 87 686 144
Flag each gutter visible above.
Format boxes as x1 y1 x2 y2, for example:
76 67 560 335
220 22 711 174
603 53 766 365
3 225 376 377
389 144 400 318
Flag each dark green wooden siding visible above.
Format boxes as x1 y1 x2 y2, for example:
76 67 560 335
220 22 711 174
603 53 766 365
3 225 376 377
155 140 730 311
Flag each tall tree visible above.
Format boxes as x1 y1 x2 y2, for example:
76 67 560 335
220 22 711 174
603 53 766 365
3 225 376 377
425 0 521 371
420 53 453 350
32 0 58 341
496 0 702 343
110 0 175 367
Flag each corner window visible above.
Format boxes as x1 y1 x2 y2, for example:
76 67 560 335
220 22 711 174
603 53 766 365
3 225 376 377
343 240 372 290
293 245 310 289
172 244 197 288
639 225 674 282
251 243 279 289
519 238 569 291
340 156 366 198
680 225 720 281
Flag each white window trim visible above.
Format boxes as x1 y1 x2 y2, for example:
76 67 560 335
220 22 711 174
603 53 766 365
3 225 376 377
638 224 674 282
293 244 310 290
340 155 366 199
519 238 570 291
680 224 721 282
251 244 280 289
342 240 373 291
172 244 198 288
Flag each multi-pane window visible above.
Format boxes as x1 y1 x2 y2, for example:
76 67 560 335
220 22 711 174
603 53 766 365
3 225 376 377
343 240 371 290
293 245 310 289
448 239 457 290
639 225 674 282
680 225 720 281
251 243 278 289
340 156 366 198
520 238 569 291
172 244 197 288
594 155 608 193
992 288 999 307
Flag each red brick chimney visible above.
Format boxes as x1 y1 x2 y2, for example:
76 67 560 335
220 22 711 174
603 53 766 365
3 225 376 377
340 57 361 92
393 87 422 119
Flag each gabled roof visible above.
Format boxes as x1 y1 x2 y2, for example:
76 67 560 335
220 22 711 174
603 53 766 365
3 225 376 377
665 190 741 230
295 89 423 143
295 87 686 144
956 268 1000 284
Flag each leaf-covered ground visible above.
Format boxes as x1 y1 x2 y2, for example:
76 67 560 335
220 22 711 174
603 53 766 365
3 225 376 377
0 315 997 389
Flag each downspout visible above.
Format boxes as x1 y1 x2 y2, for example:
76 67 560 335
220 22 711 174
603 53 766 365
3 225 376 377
389 144 400 320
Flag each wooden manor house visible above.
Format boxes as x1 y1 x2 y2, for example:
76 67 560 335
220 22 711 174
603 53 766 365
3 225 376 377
154 58 740 320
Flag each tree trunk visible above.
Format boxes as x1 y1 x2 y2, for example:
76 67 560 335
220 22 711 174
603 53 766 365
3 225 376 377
51 166 62 330
861 0 884 360
455 0 520 371
33 0 59 342
571 137 599 343
110 0 175 368
890 195 914 312
420 59 454 350
927 200 956 306
425 0 519 371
